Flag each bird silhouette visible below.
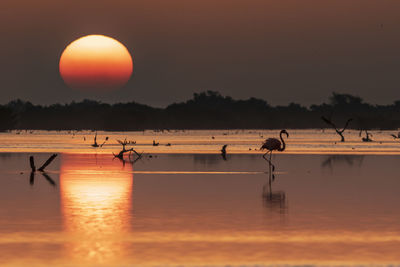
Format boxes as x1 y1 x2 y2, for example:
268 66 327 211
360 129 372 142
321 116 352 142
91 132 108 147
91 132 99 147
391 132 400 139
260 130 289 171
221 144 228 160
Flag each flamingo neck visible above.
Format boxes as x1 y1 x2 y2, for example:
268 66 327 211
278 132 286 151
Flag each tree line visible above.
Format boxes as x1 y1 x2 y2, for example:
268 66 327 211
1 91 400 131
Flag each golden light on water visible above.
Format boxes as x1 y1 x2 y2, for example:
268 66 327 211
60 154 133 263
1 151 400 266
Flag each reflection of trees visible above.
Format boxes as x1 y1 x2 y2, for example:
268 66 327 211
321 155 364 169
262 173 287 214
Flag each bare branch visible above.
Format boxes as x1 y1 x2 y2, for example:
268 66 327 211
38 154 58 172
29 156 36 172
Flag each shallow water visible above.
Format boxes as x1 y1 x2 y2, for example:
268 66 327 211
1 152 400 266
1 129 400 154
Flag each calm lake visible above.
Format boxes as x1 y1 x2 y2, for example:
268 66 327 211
0 130 400 266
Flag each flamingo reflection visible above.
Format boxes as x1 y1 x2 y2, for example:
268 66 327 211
262 171 287 214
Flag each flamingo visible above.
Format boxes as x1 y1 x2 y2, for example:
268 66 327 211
260 130 289 171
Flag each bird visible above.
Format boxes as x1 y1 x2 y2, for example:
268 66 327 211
91 132 108 147
321 116 352 142
260 130 289 171
221 144 228 160
152 140 159 146
391 132 400 139
91 132 99 147
360 130 372 142
100 136 109 147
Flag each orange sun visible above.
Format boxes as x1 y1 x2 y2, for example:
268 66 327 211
59 35 133 92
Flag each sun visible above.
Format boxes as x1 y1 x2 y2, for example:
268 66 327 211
59 35 133 92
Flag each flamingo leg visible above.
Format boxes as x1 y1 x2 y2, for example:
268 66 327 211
263 151 275 172
269 152 275 172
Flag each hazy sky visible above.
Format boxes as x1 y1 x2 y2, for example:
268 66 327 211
1 0 400 107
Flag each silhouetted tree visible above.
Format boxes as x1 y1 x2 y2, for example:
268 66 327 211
0 91 400 130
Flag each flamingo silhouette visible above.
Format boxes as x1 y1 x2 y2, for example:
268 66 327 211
260 130 289 171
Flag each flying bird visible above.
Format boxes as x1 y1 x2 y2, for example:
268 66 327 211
260 130 289 171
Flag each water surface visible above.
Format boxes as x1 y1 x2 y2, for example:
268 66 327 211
1 129 400 154
1 152 400 266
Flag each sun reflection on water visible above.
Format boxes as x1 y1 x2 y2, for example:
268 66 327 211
60 154 133 263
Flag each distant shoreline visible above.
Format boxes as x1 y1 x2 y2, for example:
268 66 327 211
1 91 400 131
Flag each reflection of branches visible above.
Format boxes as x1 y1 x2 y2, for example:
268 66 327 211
29 171 35 185
29 171 56 187
41 172 56 186
321 155 364 170
28 154 58 187
116 153 143 167
321 116 352 142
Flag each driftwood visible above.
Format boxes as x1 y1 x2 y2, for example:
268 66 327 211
91 132 109 147
38 154 57 172
30 154 57 172
29 156 36 172
114 138 142 160
321 116 352 142
29 154 57 187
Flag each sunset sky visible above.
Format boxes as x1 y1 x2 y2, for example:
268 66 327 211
1 0 400 106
